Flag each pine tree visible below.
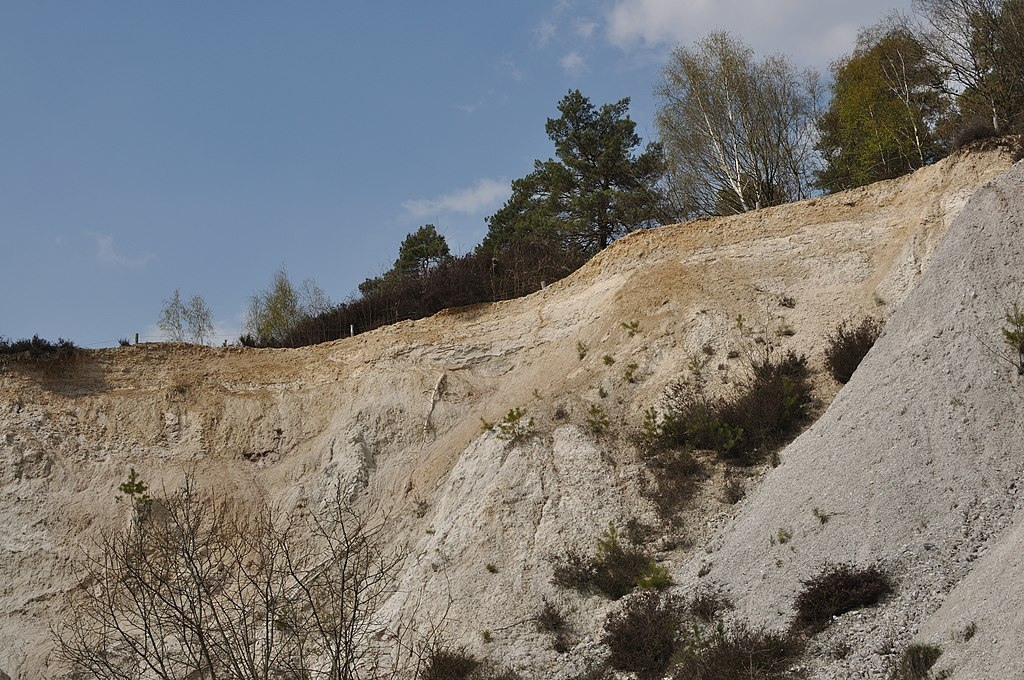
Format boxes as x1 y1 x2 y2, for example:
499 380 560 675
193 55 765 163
484 90 667 256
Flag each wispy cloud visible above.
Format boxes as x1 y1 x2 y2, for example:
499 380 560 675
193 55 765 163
561 51 586 74
499 56 525 83
575 19 598 39
536 19 557 47
91 233 151 269
536 0 586 47
211 316 243 346
403 178 511 219
456 99 485 115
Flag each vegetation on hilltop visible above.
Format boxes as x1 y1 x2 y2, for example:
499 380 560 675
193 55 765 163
655 31 823 217
483 90 670 255
245 89 664 347
233 0 1021 350
815 21 949 192
7 3 1015 348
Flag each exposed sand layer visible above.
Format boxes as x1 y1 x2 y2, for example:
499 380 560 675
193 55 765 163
1 142 1020 678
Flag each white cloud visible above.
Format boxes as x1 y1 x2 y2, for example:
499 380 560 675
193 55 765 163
806 21 863 67
91 233 151 269
211 316 243 346
606 0 709 48
140 322 164 343
402 178 511 219
561 51 586 74
605 0 914 68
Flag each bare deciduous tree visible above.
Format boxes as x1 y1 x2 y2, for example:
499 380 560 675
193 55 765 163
54 475 412 679
912 0 1024 133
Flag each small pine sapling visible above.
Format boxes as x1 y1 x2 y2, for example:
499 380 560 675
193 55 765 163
1002 303 1024 375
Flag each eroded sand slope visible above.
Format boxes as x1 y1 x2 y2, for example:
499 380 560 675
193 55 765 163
0 144 1019 678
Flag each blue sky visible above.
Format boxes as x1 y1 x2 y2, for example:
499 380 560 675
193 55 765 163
1 1 911 347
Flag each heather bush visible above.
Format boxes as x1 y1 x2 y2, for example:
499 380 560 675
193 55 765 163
0 335 77 359
728 351 813 456
0 335 80 375
600 590 800 680
535 598 573 653
890 643 945 680
535 599 566 634
688 590 734 624
824 317 882 384
551 524 671 600
421 648 481 680
421 648 522 680
640 445 704 520
670 621 803 680
793 562 893 631
952 121 1000 150
720 475 745 505
603 591 684 679
657 349 813 464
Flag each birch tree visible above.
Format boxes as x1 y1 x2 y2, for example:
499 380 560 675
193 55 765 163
816 22 948 191
245 268 331 347
912 0 1024 134
159 289 215 344
655 32 822 217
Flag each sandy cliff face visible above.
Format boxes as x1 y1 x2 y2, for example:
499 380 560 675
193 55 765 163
0 143 1019 678
674 155 1024 678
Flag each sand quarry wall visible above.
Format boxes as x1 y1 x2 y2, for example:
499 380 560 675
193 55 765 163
0 143 1020 678
676 155 1024 679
